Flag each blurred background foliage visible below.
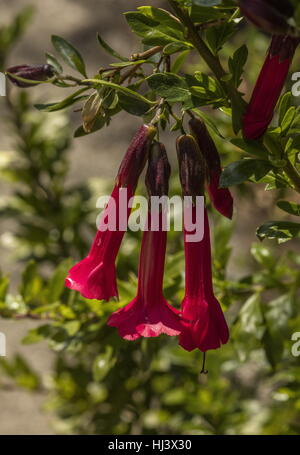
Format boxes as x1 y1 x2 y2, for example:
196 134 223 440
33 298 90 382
0 2 300 435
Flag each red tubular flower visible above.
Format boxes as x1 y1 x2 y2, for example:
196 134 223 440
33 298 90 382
108 143 182 340
176 135 229 352
65 124 156 301
243 35 299 140
189 118 233 219
180 209 229 352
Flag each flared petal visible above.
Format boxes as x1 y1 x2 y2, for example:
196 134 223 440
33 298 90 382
179 209 229 352
108 296 182 340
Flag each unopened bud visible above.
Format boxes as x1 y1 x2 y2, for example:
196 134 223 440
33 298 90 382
269 35 299 61
262 0 294 19
145 142 171 197
176 135 206 198
189 117 221 173
189 117 233 219
117 124 156 189
239 0 291 35
6 64 56 87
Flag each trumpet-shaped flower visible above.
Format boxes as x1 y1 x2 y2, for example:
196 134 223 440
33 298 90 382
65 124 156 301
108 143 182 339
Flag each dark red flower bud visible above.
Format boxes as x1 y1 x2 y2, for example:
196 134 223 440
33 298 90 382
6 64 56 87
145 142 171 198
262 0 294 19
176 134 206 199
116 124 156 189
239 0 292 35
243 35 299 140
189 118 233 219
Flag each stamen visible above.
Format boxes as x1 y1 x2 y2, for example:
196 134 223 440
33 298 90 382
200 352 208 375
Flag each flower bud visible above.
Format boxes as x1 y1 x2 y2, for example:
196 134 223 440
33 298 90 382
145 142 171 198
189 117 233 219
269 34 299 61
239 0 291 35
176 134 206 198
189 118 220 173
6 64 56 87
243 35 299 139
262 0 294 19
116 124 156 189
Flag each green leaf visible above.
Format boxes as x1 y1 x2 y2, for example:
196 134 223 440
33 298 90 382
45 52 63 73
171 49 190 73
278 92 292 125
19 261 42 304
163 42 191 56
137 6 184 37
46 259 73 303
231 138 268 158
118 91 151 116
35 88 89 112
124 11 188 46
260 171 291 190
187 72 225 106
205 21 237 54
51 35 87 77
147 72 191 102
239 293 265 340
64 320 81 337
250 243 275 268
285 135 300 159
228 44 248 87
262 329 284 370
220 159 272 187
280 106 296 135
277 200 300 216
97 33 127 61
257 221 300 242
74 116 106 137
22 325 53 344
190 4 227 23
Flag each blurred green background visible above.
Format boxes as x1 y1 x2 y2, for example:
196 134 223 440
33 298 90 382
0 0 300 435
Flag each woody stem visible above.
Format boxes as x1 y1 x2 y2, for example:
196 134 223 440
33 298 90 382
167 0 243 114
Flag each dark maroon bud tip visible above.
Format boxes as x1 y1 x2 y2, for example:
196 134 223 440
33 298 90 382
269 35 300 61
189 117 221 172
6 64 56 88
262 0 294 19
116 124 156 189
239 0 291 36
176 134 206 198
146 142 171 198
